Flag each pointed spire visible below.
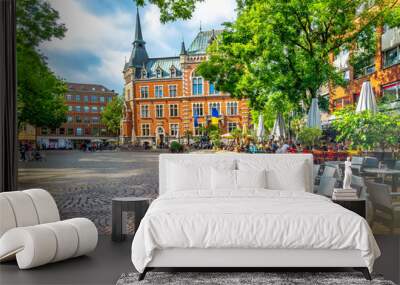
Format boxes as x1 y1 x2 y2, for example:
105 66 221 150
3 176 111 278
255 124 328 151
125 7 148 72
134 7 144 43
180 40 187 55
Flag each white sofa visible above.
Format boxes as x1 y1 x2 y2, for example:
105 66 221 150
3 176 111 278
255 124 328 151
0 189 98 269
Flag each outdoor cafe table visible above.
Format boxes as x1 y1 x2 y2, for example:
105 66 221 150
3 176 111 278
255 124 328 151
362 168 400 192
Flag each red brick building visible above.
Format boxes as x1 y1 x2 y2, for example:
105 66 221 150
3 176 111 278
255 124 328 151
121 11 250 146
37 83 117 149
329 25 400 111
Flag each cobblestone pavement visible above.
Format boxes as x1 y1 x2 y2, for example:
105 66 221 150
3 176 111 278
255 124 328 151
18 150 159 234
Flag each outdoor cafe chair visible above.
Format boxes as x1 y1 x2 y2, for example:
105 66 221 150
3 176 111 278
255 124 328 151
351 156 364 175
365 181 400 234
313 164 321 185
394 161 400 171
314 176 337 197
351 175 368 199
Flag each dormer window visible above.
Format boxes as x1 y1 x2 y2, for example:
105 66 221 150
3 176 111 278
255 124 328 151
156 67 162 78
170 66 177 78
141 69 147 79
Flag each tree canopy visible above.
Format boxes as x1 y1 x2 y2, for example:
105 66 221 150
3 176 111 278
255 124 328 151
101 96 123 137
17 0 68 130
195 0 400 111
333 107 400 152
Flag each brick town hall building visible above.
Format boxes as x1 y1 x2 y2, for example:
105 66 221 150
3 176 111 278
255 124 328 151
121 10 250 146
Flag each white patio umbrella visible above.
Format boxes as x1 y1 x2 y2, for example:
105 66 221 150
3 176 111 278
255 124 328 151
307 97 321 129
271 113 286 140
256 114 265 142
356 81 377 114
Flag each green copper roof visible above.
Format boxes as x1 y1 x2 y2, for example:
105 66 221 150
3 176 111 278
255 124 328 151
187 30 222 55
145 57 181 78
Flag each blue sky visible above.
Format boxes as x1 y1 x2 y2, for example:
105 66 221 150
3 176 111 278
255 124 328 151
41 0 237 94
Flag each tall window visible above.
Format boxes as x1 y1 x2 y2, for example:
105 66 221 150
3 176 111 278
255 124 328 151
228 122 238 132
140 86 149 98
75 105 81 112
226 102 238 116
67 116 73 122
155 104 164 118
91 95 98 103
169 104 178 117
75 95 81 101
91 106 98 112
66 94 73 101
142 124 150 136
169 85 177 97
84 106 89 112
155 86 163 98
192 103 204 116
383 46 400 68
100 96 105 103
68 105 73 111
209 102 221 115
92 116 99 123
209 83 219 95
76 115 81 123
170 124 179 136
194 123 204 136
107 97 113 102
84 96 89 103
192 72 203 95
76 128 83 136
140 105 149 118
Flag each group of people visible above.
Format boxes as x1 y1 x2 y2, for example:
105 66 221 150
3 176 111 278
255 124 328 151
19 143 44 161
248 139 351 154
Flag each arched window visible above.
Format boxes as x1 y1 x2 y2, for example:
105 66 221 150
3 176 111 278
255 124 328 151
192 71 203 95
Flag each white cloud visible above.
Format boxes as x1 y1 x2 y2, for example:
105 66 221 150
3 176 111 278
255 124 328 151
41 0 237 93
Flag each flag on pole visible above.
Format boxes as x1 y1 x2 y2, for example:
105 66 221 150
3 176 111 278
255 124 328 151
211 107 219 117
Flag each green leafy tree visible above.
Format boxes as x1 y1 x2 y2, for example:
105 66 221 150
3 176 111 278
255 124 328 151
297 127 323 148
333 108 400 154
100 96 123 140
196 0 400 111
17 0 68 133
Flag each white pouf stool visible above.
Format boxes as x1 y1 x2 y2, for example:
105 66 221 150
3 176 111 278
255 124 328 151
0 189 98 269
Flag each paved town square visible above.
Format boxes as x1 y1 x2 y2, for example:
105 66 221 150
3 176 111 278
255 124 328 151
18 150 160 234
